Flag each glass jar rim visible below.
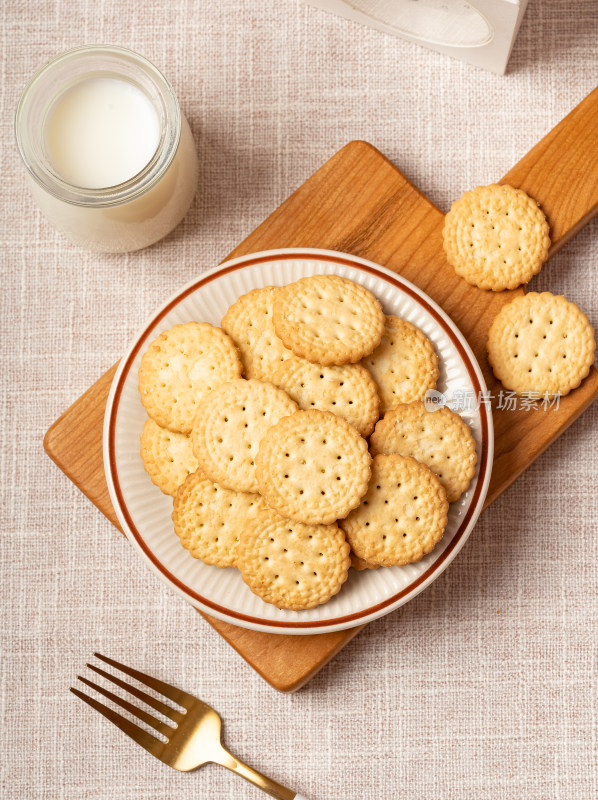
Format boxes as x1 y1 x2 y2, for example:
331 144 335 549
15 44 181 208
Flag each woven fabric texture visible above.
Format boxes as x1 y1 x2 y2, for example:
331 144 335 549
1 2 597 799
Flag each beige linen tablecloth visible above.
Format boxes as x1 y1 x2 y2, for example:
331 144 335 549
1 2 597 798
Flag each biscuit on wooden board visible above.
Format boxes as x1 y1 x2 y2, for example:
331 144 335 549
443 184 550 291
487 291 596 396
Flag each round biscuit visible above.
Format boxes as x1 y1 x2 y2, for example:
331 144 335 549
363 315 438 414
370 401 477 503
487 291 596 396
191 378 298 493
443 184 550 291
272 274 385 365
140 418 199 496
138 322 242 433
272 356 380 437
255 409 371 525
340 454 449 567
172 471 268 568
237 508 350 609
221 286 294 380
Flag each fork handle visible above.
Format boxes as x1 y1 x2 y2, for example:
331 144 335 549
217 746 308 799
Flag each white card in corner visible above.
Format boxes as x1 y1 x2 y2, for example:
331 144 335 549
305 0 529 75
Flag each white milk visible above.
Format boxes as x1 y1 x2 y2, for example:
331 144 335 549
44 77 161 189
17 46 198 252
26 112 198 252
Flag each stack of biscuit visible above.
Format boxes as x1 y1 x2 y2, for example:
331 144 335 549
139 274 478 610
139 185 596 611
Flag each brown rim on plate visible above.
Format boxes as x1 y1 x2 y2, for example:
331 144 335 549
107 251 491 629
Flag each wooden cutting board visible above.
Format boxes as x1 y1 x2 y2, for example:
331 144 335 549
44 88 598 692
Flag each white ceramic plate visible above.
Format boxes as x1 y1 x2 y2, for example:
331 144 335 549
104 249 493 634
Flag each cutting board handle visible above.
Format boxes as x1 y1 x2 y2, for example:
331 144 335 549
500 87 598 258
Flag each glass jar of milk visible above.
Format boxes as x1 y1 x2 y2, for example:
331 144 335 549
15 45 198 253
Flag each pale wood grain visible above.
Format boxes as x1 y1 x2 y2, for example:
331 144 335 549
44 88 598 692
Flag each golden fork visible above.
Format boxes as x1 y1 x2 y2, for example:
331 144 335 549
71 654 308 799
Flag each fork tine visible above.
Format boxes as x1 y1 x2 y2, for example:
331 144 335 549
87 664 183 722
77 676 174 737
70 688 162 755
94 653 193 708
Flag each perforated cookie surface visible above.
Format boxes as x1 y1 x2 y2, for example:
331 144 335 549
138 322 242 433
487 292 596 397
370 402 477 503
191 378 298 493
255 409 371 525
272 357 380 437
340 454 449 567
363 316 438 414
272 274 385 365
221 287 294 381
237 508 351 610
173 471 268 568
443 184 550 291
